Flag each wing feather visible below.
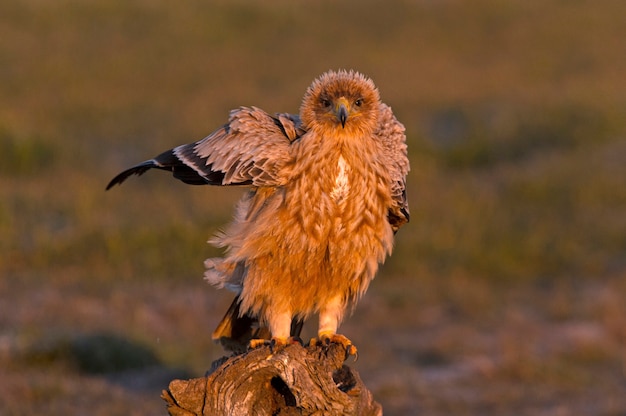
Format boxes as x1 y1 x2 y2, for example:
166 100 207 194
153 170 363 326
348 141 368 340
106 107 302 190
376 103 410 232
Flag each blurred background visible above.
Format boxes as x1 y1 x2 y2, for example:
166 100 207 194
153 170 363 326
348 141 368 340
1 0 625 414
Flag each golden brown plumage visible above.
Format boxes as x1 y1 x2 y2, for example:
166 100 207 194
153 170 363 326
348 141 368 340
107 70 409 353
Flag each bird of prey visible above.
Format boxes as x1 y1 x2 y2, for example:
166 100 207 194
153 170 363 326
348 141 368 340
107 69 409 355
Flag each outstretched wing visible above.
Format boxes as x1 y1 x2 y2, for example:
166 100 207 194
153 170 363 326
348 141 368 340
376 103 410 233
106 107 303 190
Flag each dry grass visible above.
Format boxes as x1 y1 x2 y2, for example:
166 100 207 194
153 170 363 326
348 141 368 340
1 0 625 414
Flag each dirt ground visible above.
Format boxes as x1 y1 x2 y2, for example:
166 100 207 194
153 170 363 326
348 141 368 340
1 274 624 415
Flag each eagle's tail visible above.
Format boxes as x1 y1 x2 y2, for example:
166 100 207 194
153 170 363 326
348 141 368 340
212 296 269 353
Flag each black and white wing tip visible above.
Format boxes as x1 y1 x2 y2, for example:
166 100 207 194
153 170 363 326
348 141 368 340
106 145 228 191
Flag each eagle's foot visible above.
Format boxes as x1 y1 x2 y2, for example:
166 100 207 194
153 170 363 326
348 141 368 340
311 333 358 360
248 336 303 353
248 338 271 350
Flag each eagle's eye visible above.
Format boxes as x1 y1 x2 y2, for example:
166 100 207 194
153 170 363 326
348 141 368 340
354 98 363 107
320 98 332 108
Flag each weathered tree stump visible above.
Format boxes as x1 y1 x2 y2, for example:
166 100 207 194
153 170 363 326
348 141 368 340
161 343 382 415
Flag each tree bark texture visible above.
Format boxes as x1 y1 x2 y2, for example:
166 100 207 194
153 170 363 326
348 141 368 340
161 343 382 415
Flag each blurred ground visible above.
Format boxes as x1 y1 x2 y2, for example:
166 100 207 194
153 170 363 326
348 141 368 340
1 0 625 414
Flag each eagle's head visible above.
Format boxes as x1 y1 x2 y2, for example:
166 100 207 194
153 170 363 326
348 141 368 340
300 70 381 138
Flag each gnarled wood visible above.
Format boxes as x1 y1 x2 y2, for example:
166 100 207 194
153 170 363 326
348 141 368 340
162 343 382 415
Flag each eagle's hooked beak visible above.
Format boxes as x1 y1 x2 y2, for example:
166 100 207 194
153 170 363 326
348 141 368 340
335 97 350 128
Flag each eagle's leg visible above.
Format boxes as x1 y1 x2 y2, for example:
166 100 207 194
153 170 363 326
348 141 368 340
313 296 358 358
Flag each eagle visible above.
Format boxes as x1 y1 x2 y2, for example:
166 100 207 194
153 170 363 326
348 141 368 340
107 70 409 355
